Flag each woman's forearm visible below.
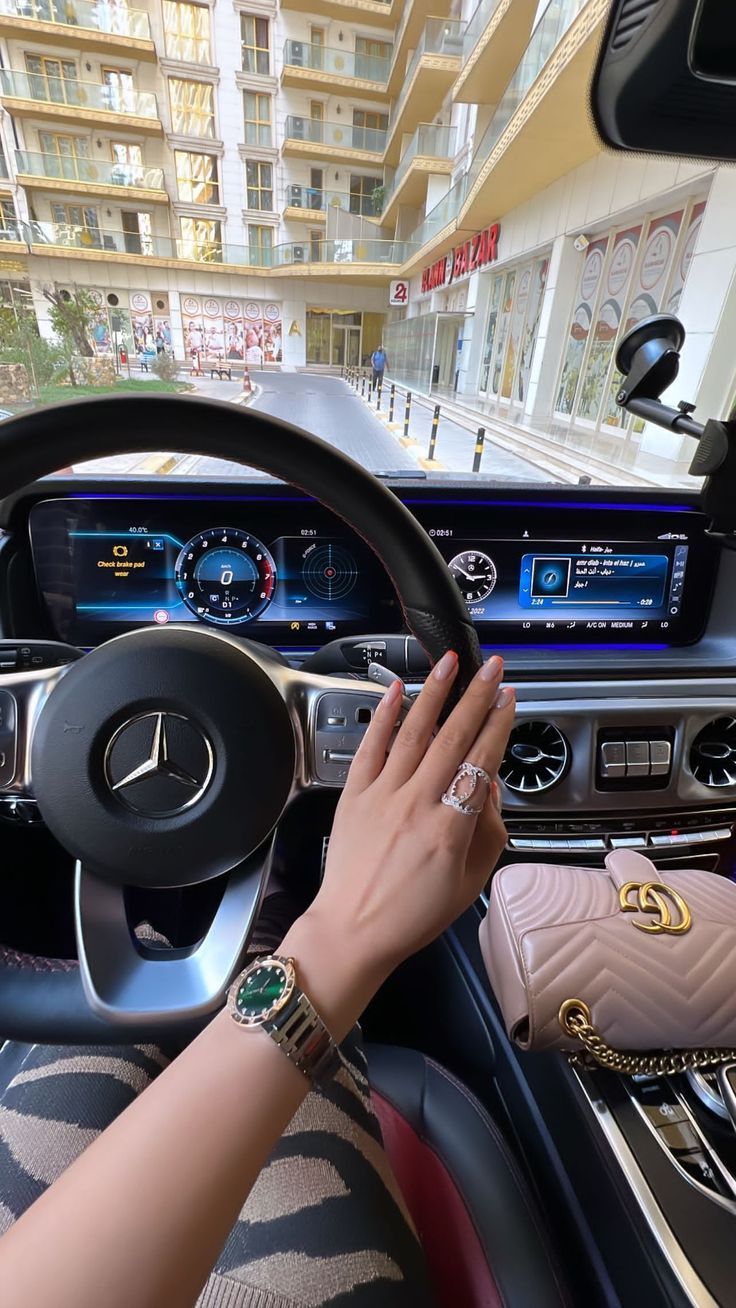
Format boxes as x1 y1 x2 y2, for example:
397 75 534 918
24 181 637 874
0 911 383 1308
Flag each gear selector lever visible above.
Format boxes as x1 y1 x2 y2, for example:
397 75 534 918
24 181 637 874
716 1064 736 1129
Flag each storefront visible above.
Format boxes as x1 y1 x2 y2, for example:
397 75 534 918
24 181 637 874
305 308 384 368
83 291 284 366
479 254 549 411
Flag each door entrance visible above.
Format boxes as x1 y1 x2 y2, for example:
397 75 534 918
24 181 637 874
332 323 361 367
431 314 464 391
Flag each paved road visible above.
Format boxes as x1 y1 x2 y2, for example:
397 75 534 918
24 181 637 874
182 371 418 478
70 370 550 481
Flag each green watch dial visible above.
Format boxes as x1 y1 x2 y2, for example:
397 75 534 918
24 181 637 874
235 962 289 1018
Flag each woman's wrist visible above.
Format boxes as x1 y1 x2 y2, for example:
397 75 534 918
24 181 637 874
278 906 389 1043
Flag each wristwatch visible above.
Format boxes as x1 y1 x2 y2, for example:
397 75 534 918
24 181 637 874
227 954 341 1086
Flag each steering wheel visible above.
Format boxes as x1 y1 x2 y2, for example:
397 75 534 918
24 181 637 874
0 394 481 1044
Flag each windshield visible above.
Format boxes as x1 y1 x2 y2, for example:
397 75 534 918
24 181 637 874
0 0 725 489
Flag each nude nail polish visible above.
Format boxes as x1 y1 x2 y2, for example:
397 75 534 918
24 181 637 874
433 651 457 681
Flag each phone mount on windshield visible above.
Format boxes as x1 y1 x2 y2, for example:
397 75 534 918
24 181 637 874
615 314 736 539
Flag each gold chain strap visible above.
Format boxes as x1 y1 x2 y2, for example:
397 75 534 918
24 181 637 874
558 999 736 1076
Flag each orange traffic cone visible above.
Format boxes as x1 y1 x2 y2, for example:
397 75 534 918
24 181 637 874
242 366 252 394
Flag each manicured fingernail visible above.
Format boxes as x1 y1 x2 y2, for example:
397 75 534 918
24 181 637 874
494 686 515 710
480 654 503 683
433 651 458 681
379 680 402 710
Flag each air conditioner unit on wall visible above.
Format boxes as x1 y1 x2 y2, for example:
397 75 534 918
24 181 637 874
288 184 303 206
290 116 306 140
289 41 305 66
293 245 306 263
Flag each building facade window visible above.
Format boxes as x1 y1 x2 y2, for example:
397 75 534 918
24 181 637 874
111 141 144 184
354 36 391 80
243 92 271 147
245 159 273 210
241 14 269 75
179 215 222 260
0 198 17 234
37 132 89 178
175 150 219 203
121 209 154 254
101 67 135 113
349 174 380 216
169 77 215 137
248 223 273 265
50 201 100 243
24 54 77 103
162 0 211 63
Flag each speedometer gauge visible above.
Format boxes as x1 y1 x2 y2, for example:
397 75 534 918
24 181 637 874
449 550 497 604
175 528 276 625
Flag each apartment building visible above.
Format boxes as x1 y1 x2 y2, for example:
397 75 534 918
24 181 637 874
0 0 734 479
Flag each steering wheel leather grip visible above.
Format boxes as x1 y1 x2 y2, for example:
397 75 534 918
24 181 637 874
0 395 482 1044
0 394 481 683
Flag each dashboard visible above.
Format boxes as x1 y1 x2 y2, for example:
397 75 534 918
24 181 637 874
24 489 717 651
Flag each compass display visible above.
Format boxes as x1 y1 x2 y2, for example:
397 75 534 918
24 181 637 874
175 528 276 624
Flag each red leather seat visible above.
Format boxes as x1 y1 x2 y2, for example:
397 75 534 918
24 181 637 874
367 1044 570 1308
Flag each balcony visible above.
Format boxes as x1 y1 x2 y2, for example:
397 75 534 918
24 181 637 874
382 123 456 221
384 19 464 166
282 115 386 165
453 0 538 104
0 69 162 134
282 186 373 224
281 41 391 102
460 0 606 229
27 221 413 282
0 217 30 250
0 0 155 59
15 150 168 202
278 0 398 27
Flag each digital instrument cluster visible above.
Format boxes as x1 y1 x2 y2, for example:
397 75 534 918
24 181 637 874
27 492 715 649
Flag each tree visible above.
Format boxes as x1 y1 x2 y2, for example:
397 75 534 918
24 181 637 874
0 306 64 391
42 283 96 386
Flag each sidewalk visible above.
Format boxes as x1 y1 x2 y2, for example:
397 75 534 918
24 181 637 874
357 374 672 488
354 377 552 484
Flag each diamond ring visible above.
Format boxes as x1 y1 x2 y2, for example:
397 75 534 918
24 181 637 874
441 762 493 816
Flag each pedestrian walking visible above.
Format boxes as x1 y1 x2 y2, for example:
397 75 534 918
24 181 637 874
371 343 389 391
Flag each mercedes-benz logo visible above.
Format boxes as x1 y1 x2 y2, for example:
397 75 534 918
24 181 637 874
104 712 214 817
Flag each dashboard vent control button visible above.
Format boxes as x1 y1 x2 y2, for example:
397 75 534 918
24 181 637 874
499 721 569 794
610 835 647 849
600 741 626 778
649 740 672 776
625 740 650 777
690 718 736 787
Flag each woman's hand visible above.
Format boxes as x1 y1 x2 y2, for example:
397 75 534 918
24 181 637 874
281 652 515 1033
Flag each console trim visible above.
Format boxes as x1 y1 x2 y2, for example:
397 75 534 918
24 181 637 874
570 1065 720 1308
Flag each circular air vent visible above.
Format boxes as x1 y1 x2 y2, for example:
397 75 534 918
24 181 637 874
499 721 569 794
689 718 736 787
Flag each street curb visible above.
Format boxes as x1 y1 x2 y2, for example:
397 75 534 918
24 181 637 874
232 383 261 406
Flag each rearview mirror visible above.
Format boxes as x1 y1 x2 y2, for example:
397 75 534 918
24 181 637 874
592 0 736 159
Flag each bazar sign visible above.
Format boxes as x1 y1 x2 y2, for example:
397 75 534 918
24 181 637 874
421 223 500 293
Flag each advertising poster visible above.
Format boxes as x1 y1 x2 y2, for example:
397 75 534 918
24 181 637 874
556 235 610 415
516 256 549 405
603 209 684 428
490 270 517 396
578 224 642 423
667 199 707 312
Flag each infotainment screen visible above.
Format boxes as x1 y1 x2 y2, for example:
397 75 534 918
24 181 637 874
28 492 715 649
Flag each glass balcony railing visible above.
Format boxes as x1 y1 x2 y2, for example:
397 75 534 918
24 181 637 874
389 17 464 132
283 41 391 84
16 149 165 190
0 219 25 242
409 0 589 254
383 123 457 208
0 0 152 39
283 115 387 154
284 186 375 215
0 150 8 179
0 68 158 116
410 174 469 250
26 222 413 267
462 0 504 62
467 0 589 187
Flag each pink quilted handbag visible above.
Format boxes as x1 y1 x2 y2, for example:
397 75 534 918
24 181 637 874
479 848 736 1074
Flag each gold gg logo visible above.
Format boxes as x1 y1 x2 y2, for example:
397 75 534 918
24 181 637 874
619 881 692 935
